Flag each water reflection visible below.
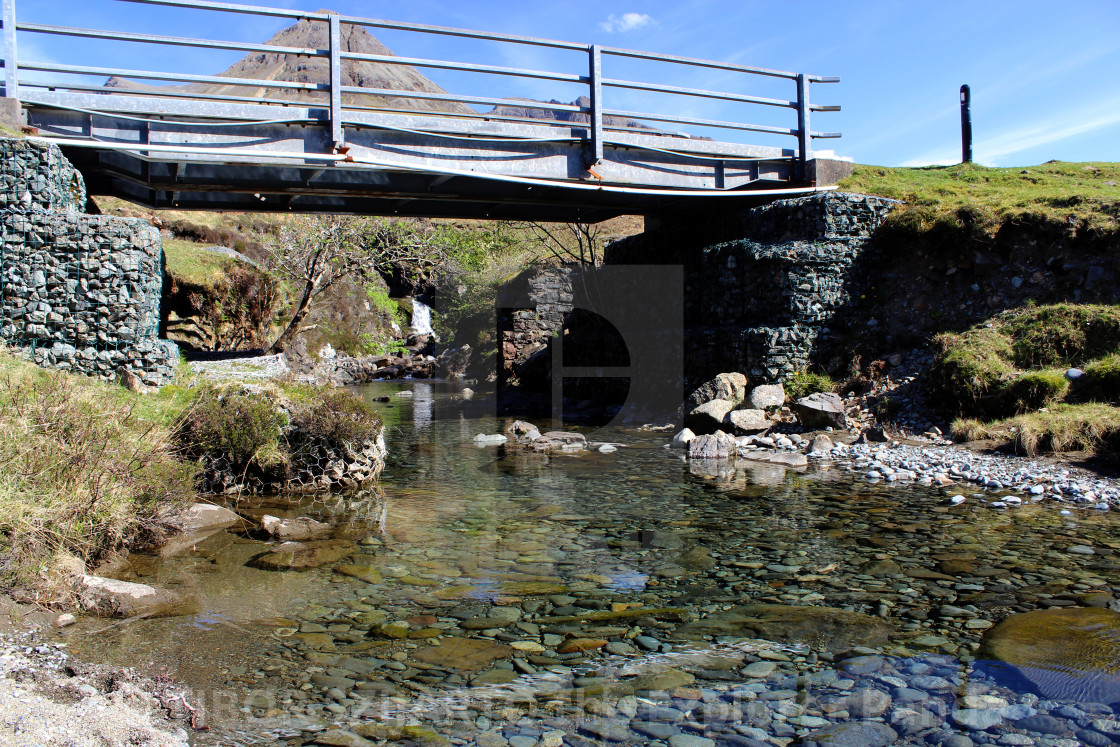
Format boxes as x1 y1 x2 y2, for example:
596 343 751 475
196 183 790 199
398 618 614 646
62 381 1120 746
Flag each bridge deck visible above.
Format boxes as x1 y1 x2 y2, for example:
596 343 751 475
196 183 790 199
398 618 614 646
5 0 846 221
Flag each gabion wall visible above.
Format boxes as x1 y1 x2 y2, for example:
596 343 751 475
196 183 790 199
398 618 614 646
501 192 899 393
0 139 178 385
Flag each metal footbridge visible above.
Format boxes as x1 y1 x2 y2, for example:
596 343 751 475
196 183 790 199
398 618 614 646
1 0 845 221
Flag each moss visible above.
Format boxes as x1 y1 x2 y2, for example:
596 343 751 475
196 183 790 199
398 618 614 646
784 370 836 400
1081 354 1120 404
998 370 1070 414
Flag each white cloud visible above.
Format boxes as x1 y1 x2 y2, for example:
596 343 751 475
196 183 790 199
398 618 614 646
899 98 1120 167
599 12 654 33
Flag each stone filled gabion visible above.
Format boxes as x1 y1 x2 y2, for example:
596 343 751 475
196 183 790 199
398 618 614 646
498 192 899 391
0 138 177 385
0 138 86 213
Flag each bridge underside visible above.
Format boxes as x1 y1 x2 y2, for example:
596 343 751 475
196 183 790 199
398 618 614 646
23 93 841 222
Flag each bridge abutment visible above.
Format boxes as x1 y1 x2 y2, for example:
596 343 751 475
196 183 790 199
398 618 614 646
0 138 178 384
497 191 899 417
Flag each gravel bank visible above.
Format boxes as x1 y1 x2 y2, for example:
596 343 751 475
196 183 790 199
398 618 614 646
0 632 194 747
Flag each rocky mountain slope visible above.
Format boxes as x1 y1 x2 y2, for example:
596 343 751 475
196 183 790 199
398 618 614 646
106 13 474 115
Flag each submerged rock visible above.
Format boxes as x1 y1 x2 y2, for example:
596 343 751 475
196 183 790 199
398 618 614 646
75 575 197 618
799 721 898 747
673 604 894 650
977 607 1120 704
261 514 332 541
168 503 242 533
246 540 354 571
413 637 512 673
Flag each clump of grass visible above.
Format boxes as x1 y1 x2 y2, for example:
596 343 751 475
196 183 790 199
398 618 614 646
1080 353 1120 404
293 387 382 452
173 382 384 492
934 304 1120 419
1001 304 1120 368
784 370 836 400
1005 403 1120 456
173 385 290 484
840 161 1120 239
950 418 992 442
0 361 196 589
998 370 1070 414
934 327 1015 411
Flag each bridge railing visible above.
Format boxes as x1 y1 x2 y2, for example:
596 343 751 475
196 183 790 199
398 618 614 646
1 0 841 167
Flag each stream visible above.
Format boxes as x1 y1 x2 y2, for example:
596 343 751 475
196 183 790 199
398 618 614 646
66 381 1120 747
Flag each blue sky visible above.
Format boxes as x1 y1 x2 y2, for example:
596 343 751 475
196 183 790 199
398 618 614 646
14 0 1120 167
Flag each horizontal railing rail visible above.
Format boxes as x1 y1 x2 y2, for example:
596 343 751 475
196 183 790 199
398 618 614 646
1 0 841 172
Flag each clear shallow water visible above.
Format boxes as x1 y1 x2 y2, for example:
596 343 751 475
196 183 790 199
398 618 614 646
66 382 1120 746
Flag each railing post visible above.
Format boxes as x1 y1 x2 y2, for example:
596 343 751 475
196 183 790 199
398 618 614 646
585 44 603 170
328 12 344 150
2 0 17 101
796 72 810 175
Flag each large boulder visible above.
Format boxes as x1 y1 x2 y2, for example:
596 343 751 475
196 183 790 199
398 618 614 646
725 408 770 434
75 575 197 618
685 373 748 410
976 607 1120 704
748 384 785 410
436 344 471 379
673 604 894 651
685 399 735 434
688 431 737 460
792 392 846 429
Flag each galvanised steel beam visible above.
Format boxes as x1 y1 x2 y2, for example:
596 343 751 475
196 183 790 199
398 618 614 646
24 92 805 222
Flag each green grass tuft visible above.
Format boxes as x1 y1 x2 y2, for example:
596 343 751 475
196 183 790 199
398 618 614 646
1081 354 1120 405
784 370 836 400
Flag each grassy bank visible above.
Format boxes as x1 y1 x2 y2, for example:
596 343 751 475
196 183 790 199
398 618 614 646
0 350 196 591
840 161 1120 238
835 162 1120 459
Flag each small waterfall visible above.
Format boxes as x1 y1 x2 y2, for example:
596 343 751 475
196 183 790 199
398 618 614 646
411 298 433 335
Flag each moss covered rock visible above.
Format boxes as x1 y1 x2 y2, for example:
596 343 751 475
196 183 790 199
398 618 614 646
977 607 1120 704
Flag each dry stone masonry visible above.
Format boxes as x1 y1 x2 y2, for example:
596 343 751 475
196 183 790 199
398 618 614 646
607 191 899 388
0 139 178 384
